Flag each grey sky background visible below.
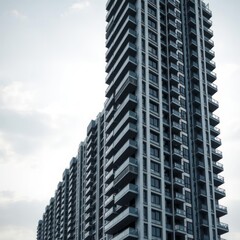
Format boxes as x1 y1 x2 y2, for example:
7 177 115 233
0 0 239 239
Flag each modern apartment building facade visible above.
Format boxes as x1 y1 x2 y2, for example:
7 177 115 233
37 0 228 239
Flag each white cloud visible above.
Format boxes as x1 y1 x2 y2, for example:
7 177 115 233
70 1 90 11
9 9 27 20
61 0 90 17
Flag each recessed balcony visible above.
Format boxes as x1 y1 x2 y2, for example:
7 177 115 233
105 207 138 234
175 225 186 235
175 208 186 219
173 148 183 160
105 206 117 221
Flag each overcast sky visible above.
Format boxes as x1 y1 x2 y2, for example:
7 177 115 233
0 0 239 239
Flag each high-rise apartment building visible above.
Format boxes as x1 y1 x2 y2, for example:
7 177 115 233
37 0 228 239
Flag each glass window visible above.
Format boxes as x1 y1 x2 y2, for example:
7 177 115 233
149 71 158 84
151 176 160 189
149 58 158 70
150 146 159 158
150 101 159 113
150 131 159 143
151 161 160 173
149 86 158 98
148 18 157 29
151 193 161 206
152 226 161 237
152 209 161 222
149 30 157 42
150 115 159 128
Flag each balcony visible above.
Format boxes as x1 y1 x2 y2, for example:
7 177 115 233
105 194 115 208
216 205 228 217
217 222 229 235
113 123 138 151
213 174 224 186
174 177 185 188
105 169 114 184
175 225 186 235
215 187 226 199
206 59 216 71
209 113 220 126
207 82 218 95
208 97 219 111
105 207 138 234
204 26 213 39
113 140 138 166
172 135 182 145
115 183 138 205
205 48 215 60
105 181 115 196
172 121 181 133
171 109 181 120
202 2 212 19
105 206 117 221
211 136 222 148
173 148 183 160
114 94 137 123
171 86 180 97
212 161 223 174
115 72 137 104
207 70 217 83
112 227 138 240
106 28 137 62
114 158 138 188
175 208 186 218
170 74 179 85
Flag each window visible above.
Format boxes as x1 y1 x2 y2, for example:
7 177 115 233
149 72 158 84
185 191 191 203
152 209 161 222
150 101 159 113
186 206 192 219
151 193 161 206
143 142 147 154
181 110 187 120
183 147 189 159
182 122 187 133
150 115 159 128
151 176 160 189
152 226 161 237
149 86 158 98
184 176 190 188
150 131 159 143
144 190 148 203
149 44 157 56
182 134 188 145
144 224 148 238
144 207 148 220
148 18 157 29
143 174 147 187
149 30 157 42
151 161 160 173
143 157 147 170
187 222 193 235
184 161 190 173
149 58 158 70
148 6 157 17
150 146 159 158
